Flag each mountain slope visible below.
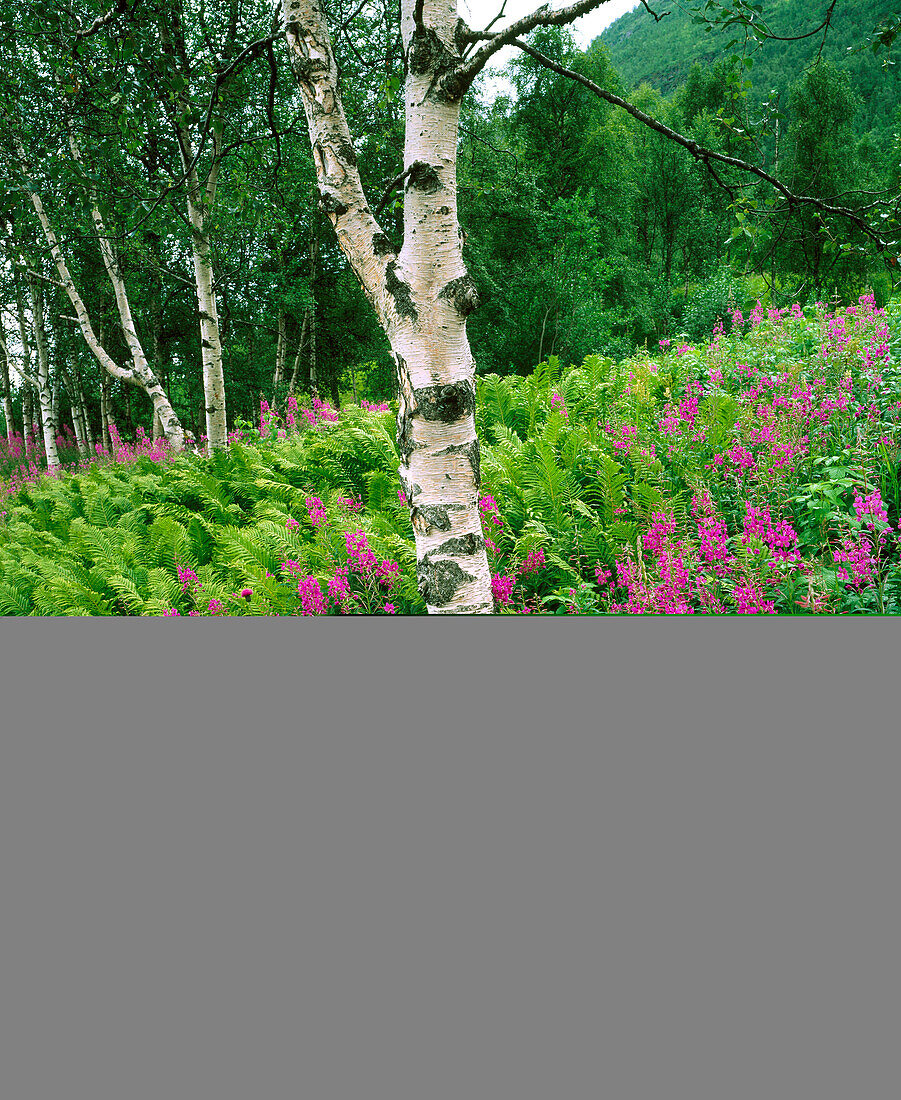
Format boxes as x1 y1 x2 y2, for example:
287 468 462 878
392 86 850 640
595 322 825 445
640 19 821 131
599 0 900 145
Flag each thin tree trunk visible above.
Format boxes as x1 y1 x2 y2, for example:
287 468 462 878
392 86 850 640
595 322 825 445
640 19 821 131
73 361 94 449
0 328 18 442
13 275 38 443
308 305 318 397
62 124 185 450
285 0 493 612
59 363 90 458
273 310 287 391
22 383 33 449
101 378 111 453
289 312 308 394
27 277 60 470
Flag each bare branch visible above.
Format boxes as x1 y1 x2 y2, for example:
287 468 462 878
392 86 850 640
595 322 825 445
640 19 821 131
447 0 611 97
72 0 134 39
511 38 897 254
637 1 669 22
374 166 413 216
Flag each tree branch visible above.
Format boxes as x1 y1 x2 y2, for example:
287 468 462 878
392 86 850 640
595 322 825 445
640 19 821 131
511 38 898 254
447 0 611 97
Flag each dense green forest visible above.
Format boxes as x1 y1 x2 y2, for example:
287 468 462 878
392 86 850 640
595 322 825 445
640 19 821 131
1 0 898 449
602 0 901 147
1 1 900 613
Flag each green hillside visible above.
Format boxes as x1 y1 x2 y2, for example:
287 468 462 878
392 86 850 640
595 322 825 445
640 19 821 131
600 0 901 146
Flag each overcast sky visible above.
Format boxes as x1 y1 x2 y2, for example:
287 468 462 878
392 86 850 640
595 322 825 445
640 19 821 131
458 0 640 98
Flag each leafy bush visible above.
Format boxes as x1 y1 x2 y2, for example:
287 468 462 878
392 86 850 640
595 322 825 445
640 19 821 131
4 290 901 615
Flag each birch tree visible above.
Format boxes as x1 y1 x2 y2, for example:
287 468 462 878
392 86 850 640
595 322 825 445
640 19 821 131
281 0 614 613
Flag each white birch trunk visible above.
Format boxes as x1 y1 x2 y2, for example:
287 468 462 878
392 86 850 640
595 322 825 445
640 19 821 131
273 311 287 390
0 328 17 442
27 278 60 470
101 377 111 453
171 117 229 454
63 127 185 451
284 0 493 612
288 312 308 394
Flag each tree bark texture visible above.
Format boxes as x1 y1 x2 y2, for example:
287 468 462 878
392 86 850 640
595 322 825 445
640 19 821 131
284 0 493 613
64 124 185 450
27 277 60 470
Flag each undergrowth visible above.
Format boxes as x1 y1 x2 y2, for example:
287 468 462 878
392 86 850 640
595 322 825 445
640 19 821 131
2 294 901 614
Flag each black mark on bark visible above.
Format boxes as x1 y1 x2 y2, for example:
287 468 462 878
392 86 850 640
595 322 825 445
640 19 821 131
412 504 452 532
336 141 358 168
425 532 483 560
372 232 395 256
418 559 474 607
319 190 348 217
386 261 418 321
413 380 475 422
438 274 480 316
407 161 442 193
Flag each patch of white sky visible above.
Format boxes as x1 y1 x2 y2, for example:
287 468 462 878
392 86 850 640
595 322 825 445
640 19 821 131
460 0 641 102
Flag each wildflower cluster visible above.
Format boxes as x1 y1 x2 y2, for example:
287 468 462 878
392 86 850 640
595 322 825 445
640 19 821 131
478 495 548 613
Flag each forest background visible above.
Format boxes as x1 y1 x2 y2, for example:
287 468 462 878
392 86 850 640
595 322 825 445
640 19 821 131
1 0 899 447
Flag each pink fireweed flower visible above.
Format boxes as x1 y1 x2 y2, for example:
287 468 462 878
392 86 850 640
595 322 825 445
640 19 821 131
853 489 890 532
832 535 877 590
207 598 224 615
550 392 568 419
383 603 397 614
286 516 300 529
733 582 776 614
176 562 201 594
518 548 546 576
297 575 328 615
305 496 328 528
345 530 378 573
376 559 400 588
164 608 180 616
594 564 613 588
491 574 516 606
659 337 671 348
327 566 353 610
282 559 304 577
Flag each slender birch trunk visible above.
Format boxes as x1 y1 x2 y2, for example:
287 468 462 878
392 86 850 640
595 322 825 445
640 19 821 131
308 305 318 398
284 0 492 612
157 8 232 453
13 276 37 443
0 328 18 442
288 311 308 394
22 384 34 447
101 379 111 453
62 124 185 450
182 153 228 452
59 363 90 458
27 277 60 470
273 310 287 391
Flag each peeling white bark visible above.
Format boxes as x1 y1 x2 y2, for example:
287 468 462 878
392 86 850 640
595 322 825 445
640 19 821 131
284 0 494 612
65 132 184 450
27 277 60 470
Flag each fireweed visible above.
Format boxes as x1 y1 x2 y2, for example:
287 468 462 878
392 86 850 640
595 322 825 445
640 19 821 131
475 292 901 614
478 494 548 613
4 293 901 615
